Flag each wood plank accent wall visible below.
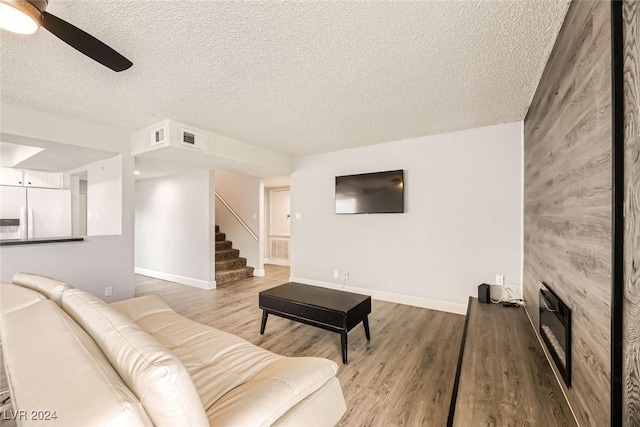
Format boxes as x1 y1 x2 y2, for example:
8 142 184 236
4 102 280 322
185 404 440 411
624 0 640 424
523 1 612 425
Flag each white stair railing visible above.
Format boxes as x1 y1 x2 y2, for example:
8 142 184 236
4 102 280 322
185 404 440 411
214 192 258 241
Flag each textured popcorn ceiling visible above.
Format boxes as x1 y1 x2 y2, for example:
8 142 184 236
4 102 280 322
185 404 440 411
0 1 569 157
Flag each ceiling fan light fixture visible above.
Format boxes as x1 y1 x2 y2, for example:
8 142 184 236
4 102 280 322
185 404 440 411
0 0 41 35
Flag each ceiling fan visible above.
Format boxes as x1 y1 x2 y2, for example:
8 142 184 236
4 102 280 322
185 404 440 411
0 0 132 72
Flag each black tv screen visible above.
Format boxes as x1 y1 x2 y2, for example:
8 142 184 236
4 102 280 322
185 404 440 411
335 170 404 214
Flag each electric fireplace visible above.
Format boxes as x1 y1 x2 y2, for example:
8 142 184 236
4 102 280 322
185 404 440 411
539 282 572 387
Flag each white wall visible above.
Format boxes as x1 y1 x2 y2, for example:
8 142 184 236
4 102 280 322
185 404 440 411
290 122 522 313
214 170 262 275
0 104 135 302
135 170 215 289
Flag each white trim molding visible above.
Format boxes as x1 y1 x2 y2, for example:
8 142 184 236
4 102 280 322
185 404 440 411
253 269 266 277
289 277 468 315
135 267 216 290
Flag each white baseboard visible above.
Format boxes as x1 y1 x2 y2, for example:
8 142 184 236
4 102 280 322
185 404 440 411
288 277 467 315
264 258 290 267
254 269 266 277
135 267 216 290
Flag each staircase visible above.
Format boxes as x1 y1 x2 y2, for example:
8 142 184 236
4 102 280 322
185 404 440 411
215 225 254 285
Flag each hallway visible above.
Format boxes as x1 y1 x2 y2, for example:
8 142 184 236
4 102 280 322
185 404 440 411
263 264 290 282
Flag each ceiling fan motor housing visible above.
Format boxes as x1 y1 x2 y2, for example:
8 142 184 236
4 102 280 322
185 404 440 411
28 0 47 13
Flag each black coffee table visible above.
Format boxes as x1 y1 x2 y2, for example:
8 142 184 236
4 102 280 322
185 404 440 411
259 282 371 364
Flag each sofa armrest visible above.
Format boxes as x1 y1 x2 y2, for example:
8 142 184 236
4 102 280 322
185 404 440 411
1 299 153 426
12 273 72 305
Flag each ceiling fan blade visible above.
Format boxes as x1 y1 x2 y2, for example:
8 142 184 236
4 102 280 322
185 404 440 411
41 12 132 72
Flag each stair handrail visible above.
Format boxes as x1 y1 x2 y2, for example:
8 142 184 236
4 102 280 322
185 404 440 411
214 192 258 241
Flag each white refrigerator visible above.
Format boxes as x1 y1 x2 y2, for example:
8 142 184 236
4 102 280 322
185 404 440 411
0 186 72 239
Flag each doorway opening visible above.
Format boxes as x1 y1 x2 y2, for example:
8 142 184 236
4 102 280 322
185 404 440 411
265 187 290 267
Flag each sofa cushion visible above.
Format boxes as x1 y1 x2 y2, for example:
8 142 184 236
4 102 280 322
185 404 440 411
1 282 46 315
271 377 347 427
62 289 209 427
111 295 340 426
0 299 152 427
12 272 72 305
207 357 341 426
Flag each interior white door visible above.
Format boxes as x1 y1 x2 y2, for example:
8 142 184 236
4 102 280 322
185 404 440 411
270 189 290 236
27 188 72 238
0 186 27 239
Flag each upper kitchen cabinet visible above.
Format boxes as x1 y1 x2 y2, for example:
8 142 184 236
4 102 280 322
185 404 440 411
0 168 62 189
24 170 63 189
0 167 24 186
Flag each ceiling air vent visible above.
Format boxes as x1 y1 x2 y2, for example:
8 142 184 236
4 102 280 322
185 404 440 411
183 132 195 145
181 129 208 150
150 126 166 146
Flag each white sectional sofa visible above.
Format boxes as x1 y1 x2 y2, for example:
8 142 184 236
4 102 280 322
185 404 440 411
0 273 346 426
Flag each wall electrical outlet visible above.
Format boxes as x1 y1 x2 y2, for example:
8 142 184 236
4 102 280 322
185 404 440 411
496 275 504 286
105 287 113 297
333 270 339 279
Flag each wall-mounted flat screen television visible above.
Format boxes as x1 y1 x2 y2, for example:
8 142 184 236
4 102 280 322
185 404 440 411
335 170 404 214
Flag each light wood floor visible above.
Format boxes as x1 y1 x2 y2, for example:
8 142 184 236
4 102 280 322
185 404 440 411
453 299 576 426
135 265 465 426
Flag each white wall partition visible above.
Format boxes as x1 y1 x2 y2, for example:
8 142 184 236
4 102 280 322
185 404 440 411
290 122 523 313
65 156 122 237
135 170 215 289
86 156 122 236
